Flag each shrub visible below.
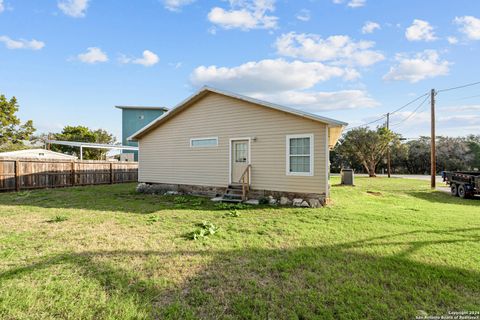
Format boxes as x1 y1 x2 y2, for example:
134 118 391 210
146 215 160 225
46 215 68 223
186 221 219 240
224 209 240 217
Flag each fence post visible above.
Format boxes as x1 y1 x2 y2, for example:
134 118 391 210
110 162 114 184
71 161 76 186
15 160 20 191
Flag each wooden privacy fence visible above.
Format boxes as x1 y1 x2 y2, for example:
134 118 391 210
0 158 138 192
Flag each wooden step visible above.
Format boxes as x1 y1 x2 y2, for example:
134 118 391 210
226 188 243 194
220 183 250 203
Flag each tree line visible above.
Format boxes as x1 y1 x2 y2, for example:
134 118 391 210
331 127 480 176
1 93 115 160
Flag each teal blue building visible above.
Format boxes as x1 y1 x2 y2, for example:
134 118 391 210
116 106 168 161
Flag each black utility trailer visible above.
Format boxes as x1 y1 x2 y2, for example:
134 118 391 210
442 171 480 199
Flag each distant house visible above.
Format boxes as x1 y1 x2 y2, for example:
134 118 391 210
115 105 168 161
0 149 77 160
129 87 347 203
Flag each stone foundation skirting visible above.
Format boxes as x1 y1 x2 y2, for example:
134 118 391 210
137 182 226 197
136 182 327 207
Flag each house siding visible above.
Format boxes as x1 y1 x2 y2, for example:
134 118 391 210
138 92 329 195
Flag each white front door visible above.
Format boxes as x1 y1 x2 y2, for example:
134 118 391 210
231 140 249 183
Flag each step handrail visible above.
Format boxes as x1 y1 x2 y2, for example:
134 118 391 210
238 164 252 201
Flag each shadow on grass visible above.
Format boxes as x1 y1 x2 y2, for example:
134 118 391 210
407 190 480 206
1 228 479 319
0 183 274 214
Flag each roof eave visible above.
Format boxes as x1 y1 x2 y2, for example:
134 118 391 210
115 105 169 111
128 86 348 140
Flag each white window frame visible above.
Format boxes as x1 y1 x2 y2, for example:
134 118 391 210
286 133 314 176
190 137 219 148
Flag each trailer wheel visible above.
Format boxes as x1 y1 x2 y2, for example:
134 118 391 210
458 184 467 199
451 184 458 197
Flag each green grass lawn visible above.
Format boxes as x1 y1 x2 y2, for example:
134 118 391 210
0 177 479 320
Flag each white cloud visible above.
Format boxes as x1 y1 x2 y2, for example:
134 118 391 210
169 62 183 69
454 16 480 40
393 112 480 126
405 19 437 42
162 0 195 12
252 90 378 111
0 36 45 50
447 36 458 44
296 9 310 22
0 0 4 13
388 110 480 137
77 47 108 64
442 105 480 112
190 59 359 94
58 0 89 18
275 32 384 67
333 0 366 8
119 50 159 67
383 50 450 83
190 58 380 111
361 21 380 34
439 114 480 125
347 0 366 8
207 0 278 30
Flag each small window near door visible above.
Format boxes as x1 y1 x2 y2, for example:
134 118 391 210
286 134 314 176
235 142 248 163
190 137 218 147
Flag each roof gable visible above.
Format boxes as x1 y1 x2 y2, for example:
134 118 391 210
128 86 348 141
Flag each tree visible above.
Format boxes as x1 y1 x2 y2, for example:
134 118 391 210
466 135 480 170
0 94 35 151
50 126 116 160
379 139 409 174
404 137 431 174
436 136 473 172
330 142 365 173
335 127 397 177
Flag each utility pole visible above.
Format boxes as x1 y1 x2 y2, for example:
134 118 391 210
386 112 391 178
430 89 436 189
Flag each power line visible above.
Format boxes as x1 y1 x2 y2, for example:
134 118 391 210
437 80 480 93
390 95 430 128
345 91 429 130
345 80 480 132
389 92 429 115
346 115 387 131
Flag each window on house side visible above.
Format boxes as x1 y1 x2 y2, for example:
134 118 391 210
190 137 218 147
286 134 313 176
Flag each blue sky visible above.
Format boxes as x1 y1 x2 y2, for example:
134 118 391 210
1 0 480 141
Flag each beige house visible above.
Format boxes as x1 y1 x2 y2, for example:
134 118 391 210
129 87 347 203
